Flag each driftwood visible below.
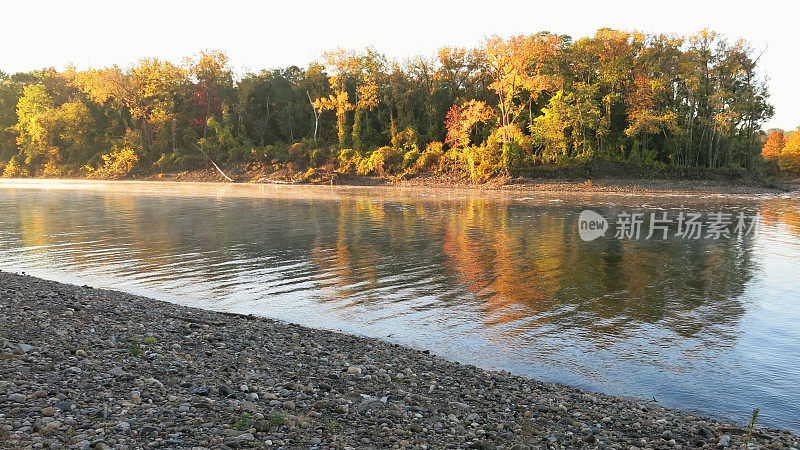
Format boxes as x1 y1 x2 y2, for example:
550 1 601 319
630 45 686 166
194 145 234 182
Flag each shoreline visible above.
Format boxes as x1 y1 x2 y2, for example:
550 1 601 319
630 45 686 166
1 271 797 448
2 173 798 198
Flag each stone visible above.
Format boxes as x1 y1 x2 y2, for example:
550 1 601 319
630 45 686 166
42 421 62 434
139 426 159 438
17 343 33 353
8 393 26 402
193 386 210 396
219 384 235 398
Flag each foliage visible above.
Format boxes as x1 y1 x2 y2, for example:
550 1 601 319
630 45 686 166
778 130 800 173
361 146 404 176
268 411 285 428
235 412 252 431
445 100 494 148
89 146 139 179
743 408 760 446
761 131 784 161
0 30 782 180
2 155 27 177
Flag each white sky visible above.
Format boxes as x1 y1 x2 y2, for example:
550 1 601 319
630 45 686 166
2 0 797 130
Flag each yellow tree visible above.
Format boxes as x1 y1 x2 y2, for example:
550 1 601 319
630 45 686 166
75 59 185 153
129 59 186 150
624 71 676 155
778 129 800 173
482 33 561 142
312 90 353 149
316 48 357 149
316 48 385 150
352 79 379 150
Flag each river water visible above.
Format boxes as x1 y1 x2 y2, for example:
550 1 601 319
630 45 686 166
0 179 798 431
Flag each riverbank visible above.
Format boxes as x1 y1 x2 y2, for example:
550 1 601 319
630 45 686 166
5 168 782 198
1 271 797 449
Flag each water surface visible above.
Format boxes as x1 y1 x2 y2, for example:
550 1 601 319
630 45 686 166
0 179 798 431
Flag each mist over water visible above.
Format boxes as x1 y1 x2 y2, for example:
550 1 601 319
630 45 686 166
1 180 799 431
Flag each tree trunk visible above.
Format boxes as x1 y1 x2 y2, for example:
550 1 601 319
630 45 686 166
307 91 319 144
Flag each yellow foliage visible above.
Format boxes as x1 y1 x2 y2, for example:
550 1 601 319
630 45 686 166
778 130 800 173
361 146 403 176
89 147 139 179
2 158 28 178
405 141 445 176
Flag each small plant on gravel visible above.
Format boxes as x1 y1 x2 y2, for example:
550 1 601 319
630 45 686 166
324 419 340 432
128 339 142 357
142 336 157 345
268 411 285 428
743 408 760 445
235 412 252 431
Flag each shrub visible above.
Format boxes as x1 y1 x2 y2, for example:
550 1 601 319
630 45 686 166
441 145 501 181
309 147 331 167
488 125 532 169
462 145 500 180
226 145 253 163
235 412 253 431
1 156 28 178
402 149 420 169
154 150 203 172
362 146 403 176
300 167 320 182
288 142 309 168
778 131 800 173
392 126 419 152
337 148 362 174
268 411 285 427
90 146 139 179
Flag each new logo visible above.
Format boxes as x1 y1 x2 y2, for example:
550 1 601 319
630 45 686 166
578 210 608 241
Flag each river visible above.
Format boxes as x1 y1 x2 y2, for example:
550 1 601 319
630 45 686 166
0 179 798 431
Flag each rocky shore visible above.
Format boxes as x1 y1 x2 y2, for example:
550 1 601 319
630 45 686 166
1 271 797 449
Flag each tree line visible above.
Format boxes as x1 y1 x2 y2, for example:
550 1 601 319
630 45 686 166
0 28 785 181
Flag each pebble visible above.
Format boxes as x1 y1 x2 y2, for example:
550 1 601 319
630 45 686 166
8 393 26 402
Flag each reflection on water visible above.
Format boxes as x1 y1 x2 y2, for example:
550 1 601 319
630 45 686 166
0 180 799 431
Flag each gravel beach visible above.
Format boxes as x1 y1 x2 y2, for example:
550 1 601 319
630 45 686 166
1 270 797 449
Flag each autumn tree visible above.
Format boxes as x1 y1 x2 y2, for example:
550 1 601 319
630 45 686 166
481 33 561 142
13 83 97 176
778 129 800 173
761 130 785 161
445 100 494 148
187 50 233 140
75 59 185 154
